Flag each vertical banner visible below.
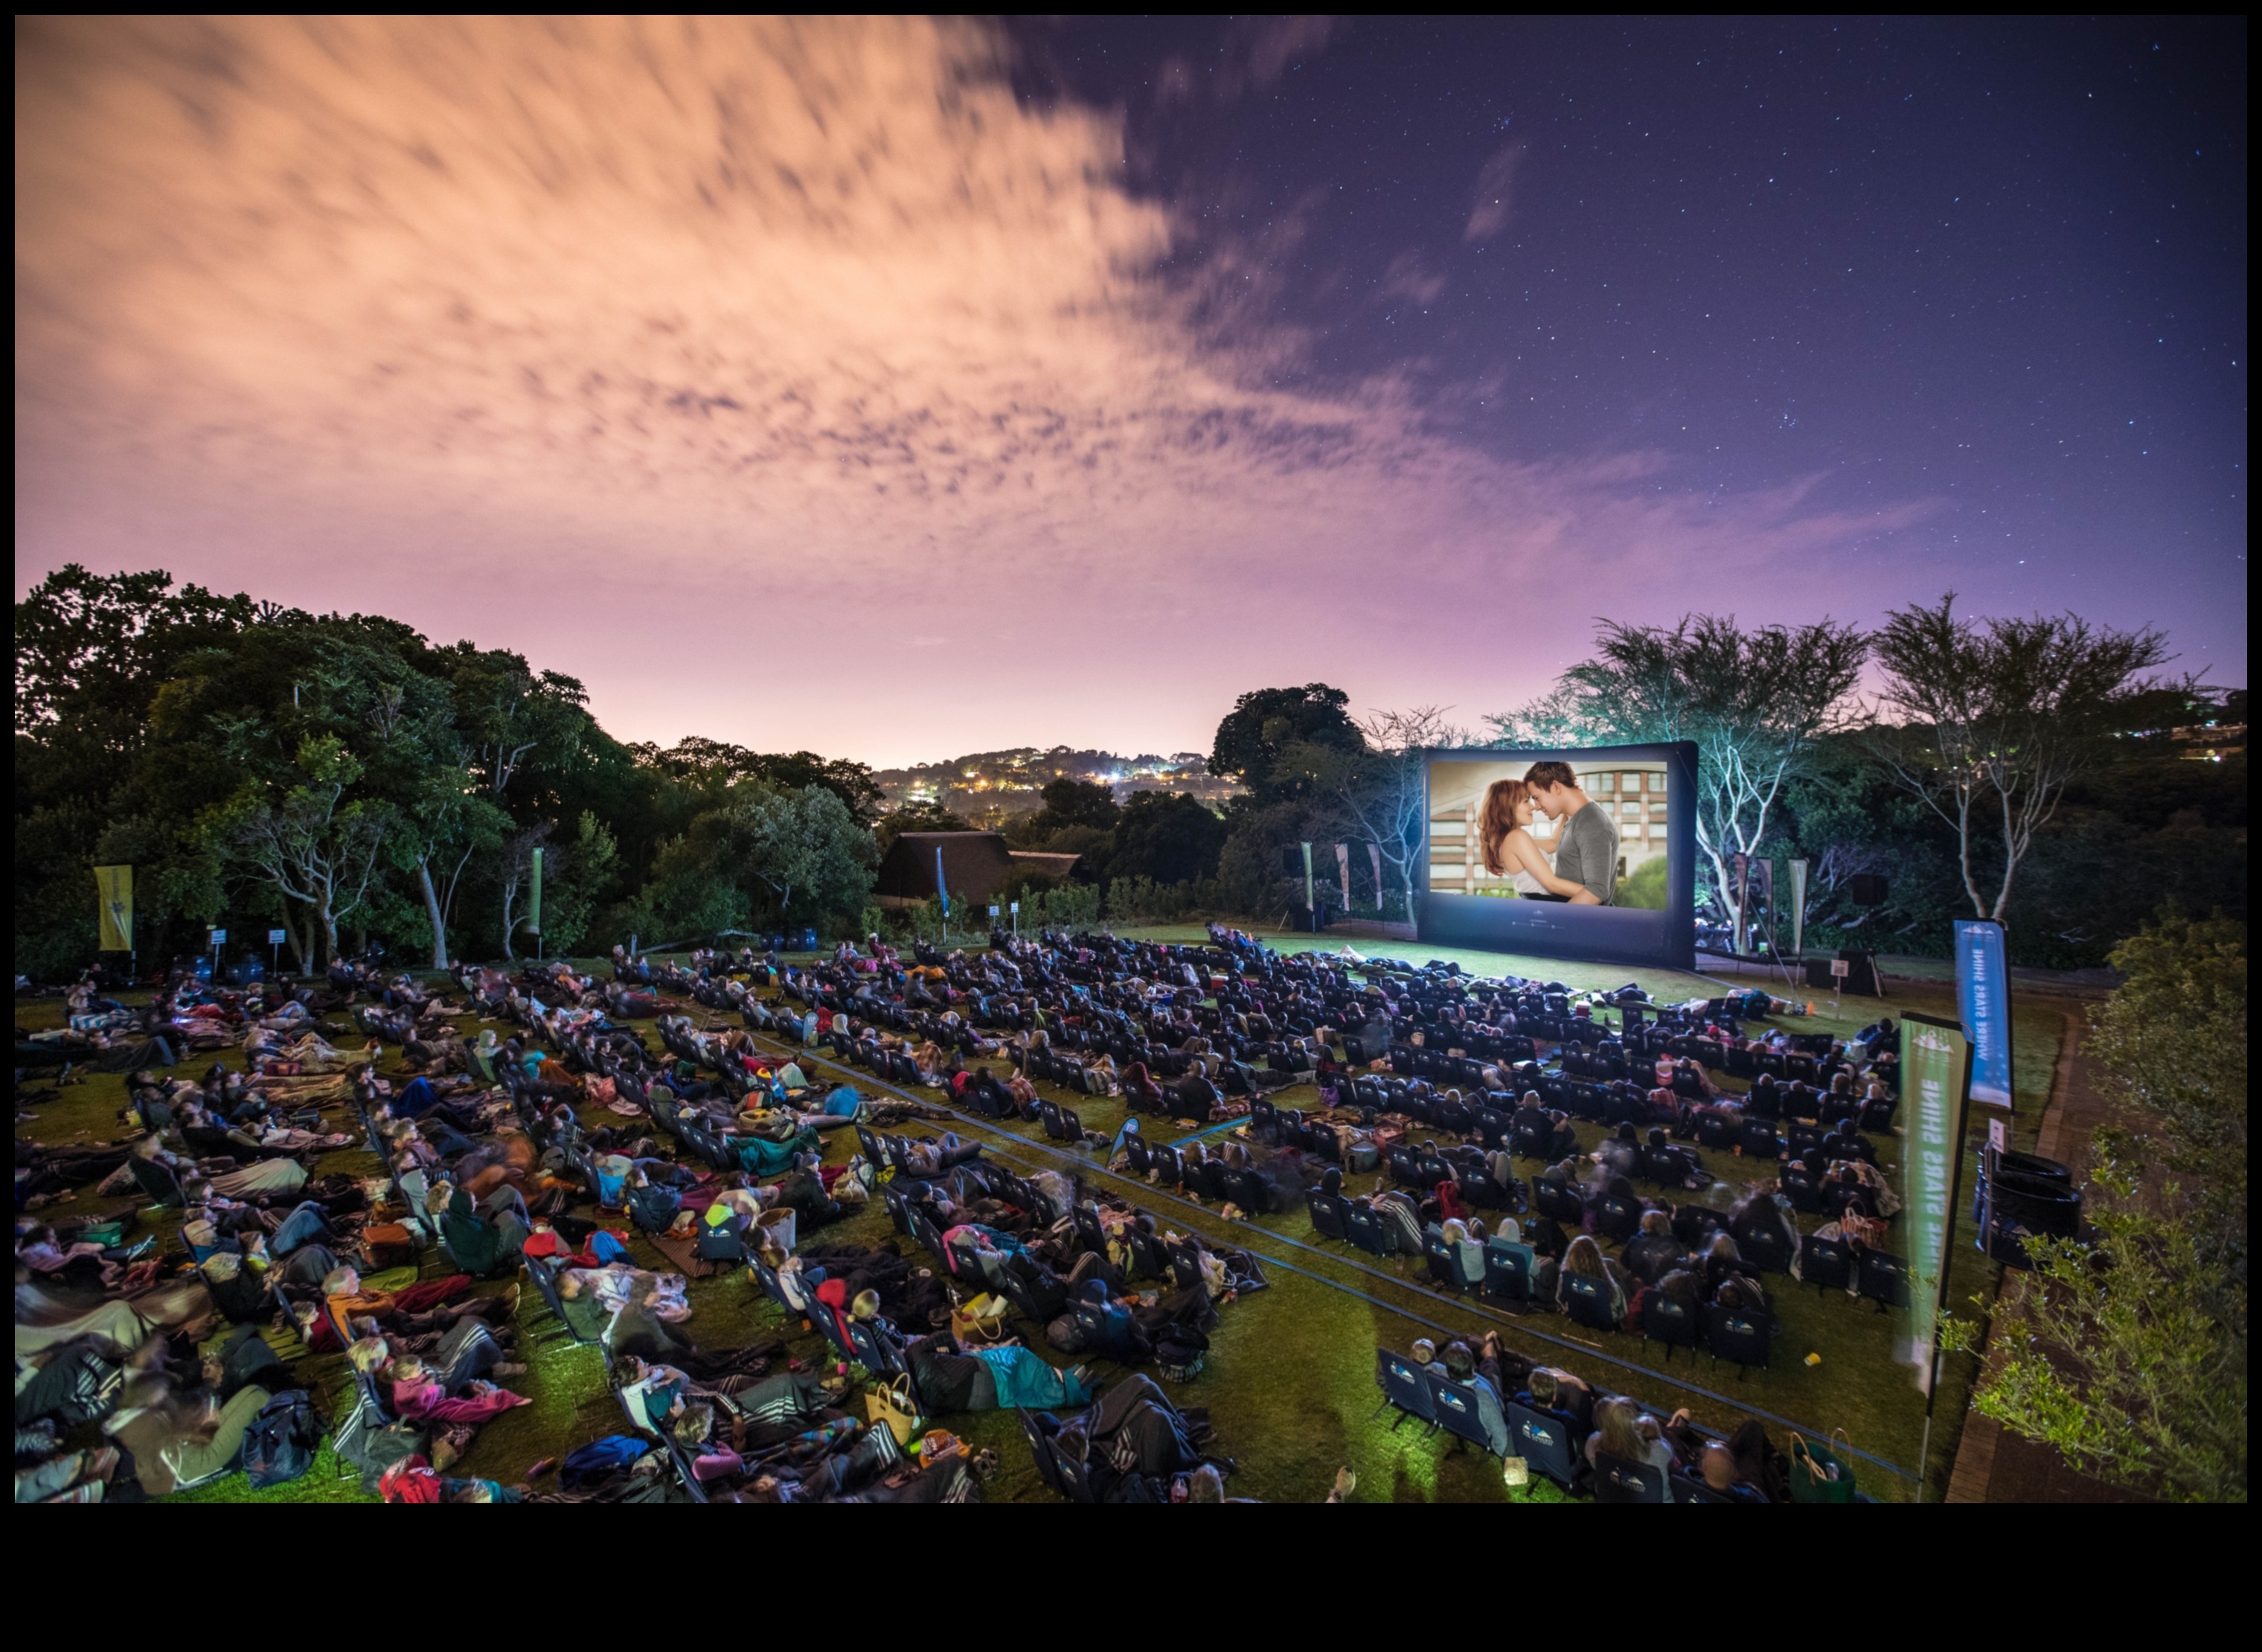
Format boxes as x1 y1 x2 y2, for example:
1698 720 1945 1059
933 845 948 918
1730 852 1752 953
1299 842 1315 915
1900 1011 1974 1385
94 865 135 952
1335 842 1352 912
1954 918 2014 1108
1367 842 1383 912
528 847 543 935
1787 859 1808 958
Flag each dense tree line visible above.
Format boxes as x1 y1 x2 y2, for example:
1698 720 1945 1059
14 569 2244 979
13 568 877 978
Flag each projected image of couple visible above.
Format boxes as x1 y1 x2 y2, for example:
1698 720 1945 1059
1476 761 1620 906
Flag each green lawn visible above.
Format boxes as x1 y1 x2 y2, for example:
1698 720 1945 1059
16 933 2062 1502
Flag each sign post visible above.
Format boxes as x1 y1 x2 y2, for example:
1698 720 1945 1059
1953 918 2015 1109
94 865 136 981
1009 900 1019 941
1829 956 1848 1008
528 847 543 963
1901 1011 1976 1498
269 928 287 979
208 927 228 979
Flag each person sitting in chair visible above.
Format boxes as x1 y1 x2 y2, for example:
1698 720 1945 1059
1621 1210 1688 1286
1556 1235 1628 1326
1516 1366 1595 1435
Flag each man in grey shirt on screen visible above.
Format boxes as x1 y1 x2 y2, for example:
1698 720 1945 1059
1525 761 1620 904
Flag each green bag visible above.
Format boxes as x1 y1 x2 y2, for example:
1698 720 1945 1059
1787 1429 1857 1504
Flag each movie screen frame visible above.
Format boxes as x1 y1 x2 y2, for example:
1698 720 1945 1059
1417 741 1698 972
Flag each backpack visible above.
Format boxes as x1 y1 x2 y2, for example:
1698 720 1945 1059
331 1385 426 1493
240 1389 324 1490
560 1434 653 1488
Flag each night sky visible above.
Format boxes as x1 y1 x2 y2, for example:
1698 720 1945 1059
16 16 2246 762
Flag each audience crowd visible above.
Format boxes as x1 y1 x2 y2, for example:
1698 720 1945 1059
16 923 1903 1504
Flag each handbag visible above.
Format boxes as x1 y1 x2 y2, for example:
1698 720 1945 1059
865 1374 924 1447
361 1223 414 1270
1787 1428 1857 1504
950 1292 1010 1345
756 1207 798 1253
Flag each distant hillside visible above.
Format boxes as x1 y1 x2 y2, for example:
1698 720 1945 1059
874 745 1240 826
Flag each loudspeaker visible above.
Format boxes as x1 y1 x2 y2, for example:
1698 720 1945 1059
1850 874 1889 906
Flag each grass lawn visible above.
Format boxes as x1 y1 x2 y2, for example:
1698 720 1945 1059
16 929 2067 1502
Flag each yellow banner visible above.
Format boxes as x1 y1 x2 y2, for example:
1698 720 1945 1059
94 864 135 952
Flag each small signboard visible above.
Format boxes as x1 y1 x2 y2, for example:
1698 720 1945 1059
269 929 287 944
1009 902 1020 915
1830 959 1850 979
989 905 999 918
208 928 228 945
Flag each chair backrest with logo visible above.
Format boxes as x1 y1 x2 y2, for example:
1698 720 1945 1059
1595 1451 1669 1503
1375 1348 1436 1425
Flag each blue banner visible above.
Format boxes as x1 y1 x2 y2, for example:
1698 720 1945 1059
1953 918 2013 1107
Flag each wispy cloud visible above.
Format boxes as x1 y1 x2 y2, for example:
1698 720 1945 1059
1379 251 1447 307
1155 16 1338 106
15 16 1935 761
1464 142 1528 244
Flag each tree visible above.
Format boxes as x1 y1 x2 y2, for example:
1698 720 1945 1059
1487 615 1867 947
494 810 617 958
2085 912 2246 1262
627 782 877 947
391 775 510 968
355 670 509 970
448 651 589 808
13 565 253 754
1868 595 2170 925
743 750 885 826
627 737 883 825
1033 778 1120 833
542 810 619 956
876 801 973 854
1094 791 1228 888
12 563 879 976
1943 918 2246 1502
734 784 877 928
217 736 391 968
1330 706 1464 925
1941 1134 2246 1503
1209 684 1365 807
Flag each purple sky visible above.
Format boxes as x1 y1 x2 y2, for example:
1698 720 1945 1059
16 17 2246 765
